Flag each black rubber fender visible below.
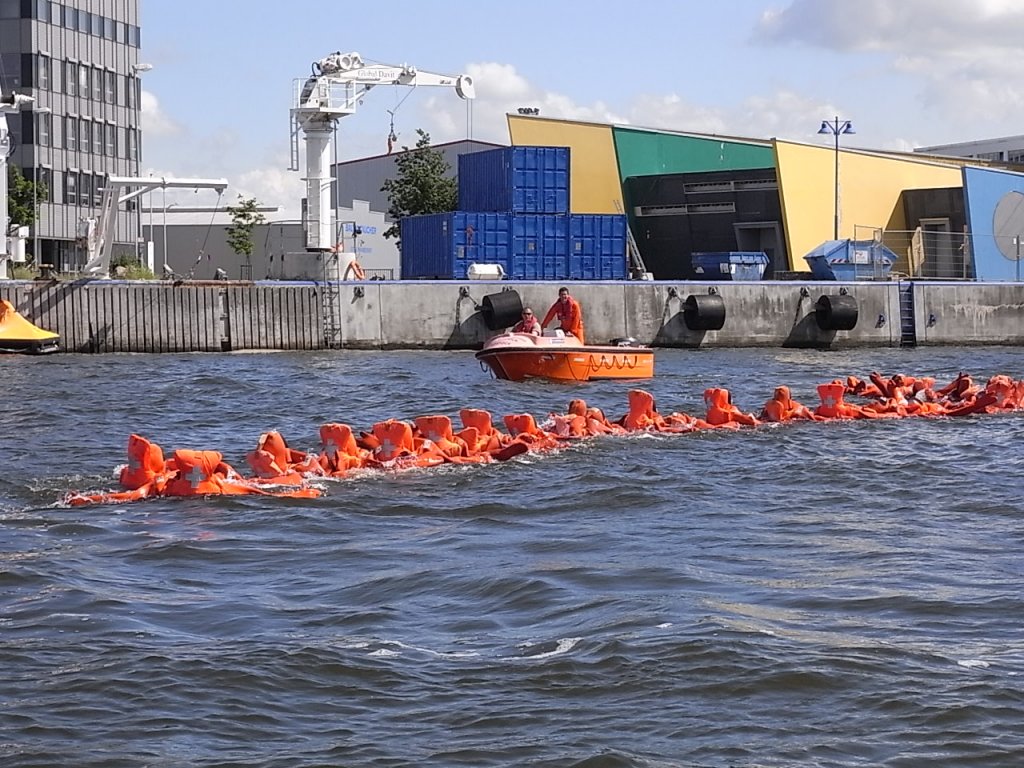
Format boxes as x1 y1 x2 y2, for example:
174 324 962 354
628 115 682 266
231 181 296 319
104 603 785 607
815 294 859 331
683 293 726 331
480 289 523 331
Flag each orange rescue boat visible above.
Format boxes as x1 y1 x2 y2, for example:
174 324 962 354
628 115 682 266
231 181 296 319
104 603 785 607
476 331 654 383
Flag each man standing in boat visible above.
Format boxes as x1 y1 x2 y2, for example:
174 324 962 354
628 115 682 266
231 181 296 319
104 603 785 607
541 287 585 343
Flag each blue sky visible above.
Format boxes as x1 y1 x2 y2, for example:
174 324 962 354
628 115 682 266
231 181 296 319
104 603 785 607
139 0 1024 218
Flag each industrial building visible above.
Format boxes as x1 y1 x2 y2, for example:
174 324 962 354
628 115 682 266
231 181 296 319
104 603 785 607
506 115 1024 281
0 0 145 272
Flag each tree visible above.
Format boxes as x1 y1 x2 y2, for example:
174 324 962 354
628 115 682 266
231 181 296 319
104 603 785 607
7 165 48 234
381 129 456 244
225 196 266 263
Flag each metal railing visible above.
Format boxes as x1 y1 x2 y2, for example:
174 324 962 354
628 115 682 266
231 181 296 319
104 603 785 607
853 225 975 280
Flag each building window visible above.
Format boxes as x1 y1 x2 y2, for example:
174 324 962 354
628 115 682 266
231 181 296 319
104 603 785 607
103 16 114 40
36 111 51 147
128 127 138 161
79 118 89 151
92 12 102 36
129 25 140 47
35 0 50 23
126 74 135 109
65 115 77 151
92 121 102 155
38 166 51 203
116 20 126 44
1008 151 1024 164
37 54 50 90
105 123 116 156
104 69 115 103
66 170 78 206
79 173 92 208
62 5 75 30
78 65 88 98
65 60 76 96
91 65 102 100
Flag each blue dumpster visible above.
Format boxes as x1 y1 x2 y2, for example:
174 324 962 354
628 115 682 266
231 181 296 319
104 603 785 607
804 240 896 280
691 251 769 281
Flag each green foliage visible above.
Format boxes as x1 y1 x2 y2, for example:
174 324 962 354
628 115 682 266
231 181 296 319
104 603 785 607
225 196 266 260
109 251 155 280
7 165 48 233
381 129 457 243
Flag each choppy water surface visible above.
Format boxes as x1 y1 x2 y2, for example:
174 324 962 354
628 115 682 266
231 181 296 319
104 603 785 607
3 346 1024 767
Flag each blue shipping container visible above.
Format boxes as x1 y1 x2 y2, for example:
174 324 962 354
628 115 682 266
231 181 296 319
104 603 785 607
509 215 569 280
568 214 628 280
458 146 570 214
400 212 512 279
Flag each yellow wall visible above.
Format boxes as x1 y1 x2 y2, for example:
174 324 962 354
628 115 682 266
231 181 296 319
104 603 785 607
775 140 964 270
507 115 622 213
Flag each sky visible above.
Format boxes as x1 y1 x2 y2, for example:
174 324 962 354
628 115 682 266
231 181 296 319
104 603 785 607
139 0 1024 220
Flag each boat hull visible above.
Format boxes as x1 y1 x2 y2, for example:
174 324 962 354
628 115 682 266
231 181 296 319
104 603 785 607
476 338 654 382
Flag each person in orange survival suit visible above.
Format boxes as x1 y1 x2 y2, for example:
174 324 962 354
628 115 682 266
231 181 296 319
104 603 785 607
760 385 821 423
541 286 585 343
510 307 543 335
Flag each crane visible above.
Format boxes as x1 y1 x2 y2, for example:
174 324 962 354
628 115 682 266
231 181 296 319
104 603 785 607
289 51 475 254
1 92 36 279
79 175 229 279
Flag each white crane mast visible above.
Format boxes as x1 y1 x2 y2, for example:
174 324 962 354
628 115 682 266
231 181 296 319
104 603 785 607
290 52 475 253
0 92 36 279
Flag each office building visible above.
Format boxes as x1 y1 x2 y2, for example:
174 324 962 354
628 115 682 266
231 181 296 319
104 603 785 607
0 0 144 271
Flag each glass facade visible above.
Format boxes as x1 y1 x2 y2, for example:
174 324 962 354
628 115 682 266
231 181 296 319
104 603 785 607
1 0 143 270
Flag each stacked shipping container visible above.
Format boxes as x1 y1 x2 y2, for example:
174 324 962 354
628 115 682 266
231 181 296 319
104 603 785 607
401 146 629 280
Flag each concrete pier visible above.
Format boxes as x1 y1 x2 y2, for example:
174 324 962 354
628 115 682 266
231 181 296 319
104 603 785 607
3 279 1024 353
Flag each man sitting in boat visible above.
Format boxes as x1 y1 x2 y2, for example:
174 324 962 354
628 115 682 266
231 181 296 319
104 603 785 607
510 307 542 335
541 287 585 343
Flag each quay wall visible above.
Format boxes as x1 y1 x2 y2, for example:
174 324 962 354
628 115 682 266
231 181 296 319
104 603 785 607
2 280 1024 353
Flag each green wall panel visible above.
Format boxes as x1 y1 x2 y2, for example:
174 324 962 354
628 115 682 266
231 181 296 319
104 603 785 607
613 128 774 180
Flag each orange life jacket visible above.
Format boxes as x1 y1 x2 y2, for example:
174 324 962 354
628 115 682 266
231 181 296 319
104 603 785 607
119 433 171 490
704 388 759 427
459 408 507 453
549 413 587 438
815 382 884 419
370 420 416 462
163 450 247 496
318 422 365 474
621 389 662 431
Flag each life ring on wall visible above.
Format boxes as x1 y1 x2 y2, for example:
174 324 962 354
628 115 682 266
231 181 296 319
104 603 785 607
344 259 366 281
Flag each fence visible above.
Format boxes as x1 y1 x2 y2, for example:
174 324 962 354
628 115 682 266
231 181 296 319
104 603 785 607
854 225 975 280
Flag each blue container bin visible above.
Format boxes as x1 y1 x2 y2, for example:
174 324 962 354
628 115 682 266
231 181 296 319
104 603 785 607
804 240 896 280
691 251 769 281
458 146 570 214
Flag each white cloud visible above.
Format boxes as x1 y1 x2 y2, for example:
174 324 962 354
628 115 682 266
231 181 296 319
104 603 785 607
140 90 181 137
753 0 1024 135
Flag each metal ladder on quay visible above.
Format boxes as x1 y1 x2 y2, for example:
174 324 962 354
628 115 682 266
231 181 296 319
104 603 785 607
322 254 343 349
898 280 917 347
613 200 648 277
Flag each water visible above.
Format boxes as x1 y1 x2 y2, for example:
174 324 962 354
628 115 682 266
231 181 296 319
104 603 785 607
3 347 1024 767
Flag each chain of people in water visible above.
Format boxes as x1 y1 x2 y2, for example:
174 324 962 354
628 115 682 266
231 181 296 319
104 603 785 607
63 369 1017 506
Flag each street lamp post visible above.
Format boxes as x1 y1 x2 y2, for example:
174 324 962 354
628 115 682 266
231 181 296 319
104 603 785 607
31 106 51 264
131 63 152 265
818 117 855 240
